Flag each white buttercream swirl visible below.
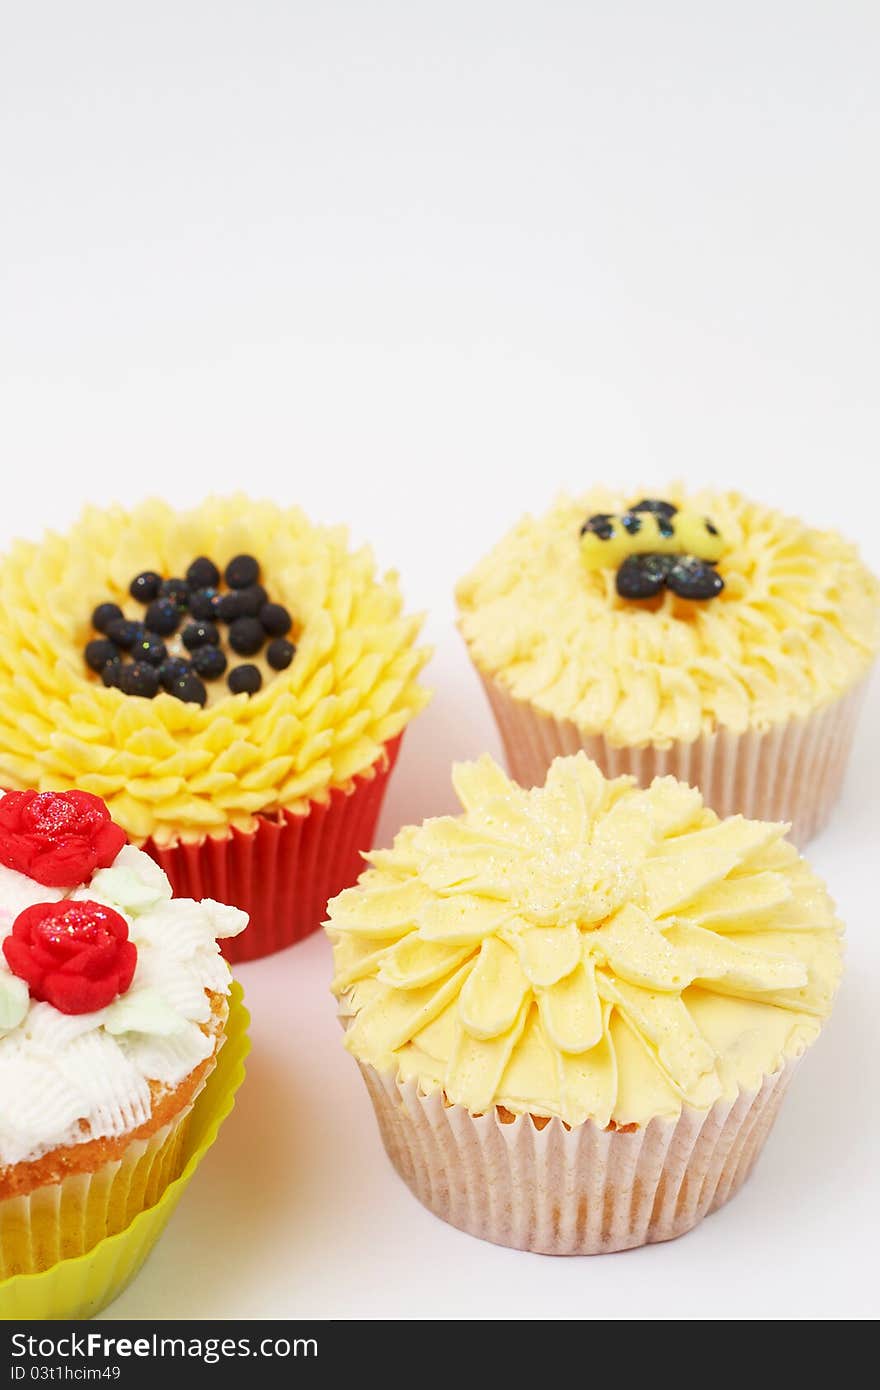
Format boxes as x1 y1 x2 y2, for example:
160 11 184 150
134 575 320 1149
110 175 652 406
0 843 246 1166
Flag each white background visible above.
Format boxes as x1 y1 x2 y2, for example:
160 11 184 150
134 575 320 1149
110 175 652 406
2 1 879 1320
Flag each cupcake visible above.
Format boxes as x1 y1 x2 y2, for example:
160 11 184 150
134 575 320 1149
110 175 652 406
0 496 430 961
0 787 247 1278
327 753 843 1254
456 489 879 844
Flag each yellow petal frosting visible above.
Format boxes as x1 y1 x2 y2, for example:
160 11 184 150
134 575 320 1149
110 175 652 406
0 497 430 843
456 488 879 747
327 753 844 1127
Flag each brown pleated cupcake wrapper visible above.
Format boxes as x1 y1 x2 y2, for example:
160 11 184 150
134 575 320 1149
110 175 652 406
145 734 403 963
481 674 870 847
359 1058 798 1255
0 1108 192 1281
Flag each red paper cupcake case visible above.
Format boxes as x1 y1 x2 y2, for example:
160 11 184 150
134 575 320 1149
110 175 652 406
143 735 402 964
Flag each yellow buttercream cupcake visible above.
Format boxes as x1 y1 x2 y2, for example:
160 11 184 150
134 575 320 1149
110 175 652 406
327 753 843 1254
456 489 879 844
0 497 430 961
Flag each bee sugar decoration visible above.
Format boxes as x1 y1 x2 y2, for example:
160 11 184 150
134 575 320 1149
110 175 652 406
580 498 726 601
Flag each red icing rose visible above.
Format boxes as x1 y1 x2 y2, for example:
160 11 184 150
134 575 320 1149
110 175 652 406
3 899 136 1014
0 790 126 888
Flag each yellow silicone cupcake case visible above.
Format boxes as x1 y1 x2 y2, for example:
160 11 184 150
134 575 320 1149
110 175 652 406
0 982 249 1321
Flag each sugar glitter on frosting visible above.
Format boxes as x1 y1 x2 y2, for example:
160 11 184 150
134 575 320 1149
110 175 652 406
456 488 879 748
0 842 246 1166
0 496 430 844
327 754 843 1128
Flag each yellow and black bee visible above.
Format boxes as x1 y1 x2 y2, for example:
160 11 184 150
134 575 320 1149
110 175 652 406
580 499 725 600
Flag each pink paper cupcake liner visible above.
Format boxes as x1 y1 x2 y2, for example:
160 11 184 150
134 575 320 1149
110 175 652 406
359 1056 798 1255
481 674 869 847
145 735 402 963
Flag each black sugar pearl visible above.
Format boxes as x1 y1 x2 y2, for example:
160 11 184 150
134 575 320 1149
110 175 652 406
168 672 208 706
616 554 673 600
186 557 221 590
101 659 123 688
235 584 268 618
227 664 262 695
105 618 144 650
658 517 675 538
666 557 725 601
580 513 614 540
92 602 124 634
224 554 260 590
228 616 264 656
129 571 162 603
705 518 719 537
260 602 292 637
132 634 167 667
144 599 181 637
266 638 295 671
182 620 220 651
620 512 642 535
188 587 220 620
119 661 160 698
191 645 227 680
630 499 678 519
216 590 247 623
85 638 120 673
159 578 190 611
158 657 191 692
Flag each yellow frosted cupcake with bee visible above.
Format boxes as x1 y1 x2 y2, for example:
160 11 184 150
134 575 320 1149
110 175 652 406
0 497 431 961
456 489 879 843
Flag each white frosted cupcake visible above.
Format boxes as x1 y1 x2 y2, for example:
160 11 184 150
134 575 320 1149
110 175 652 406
327 753 843 1254
456 489 879 844
0 788 246 1277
